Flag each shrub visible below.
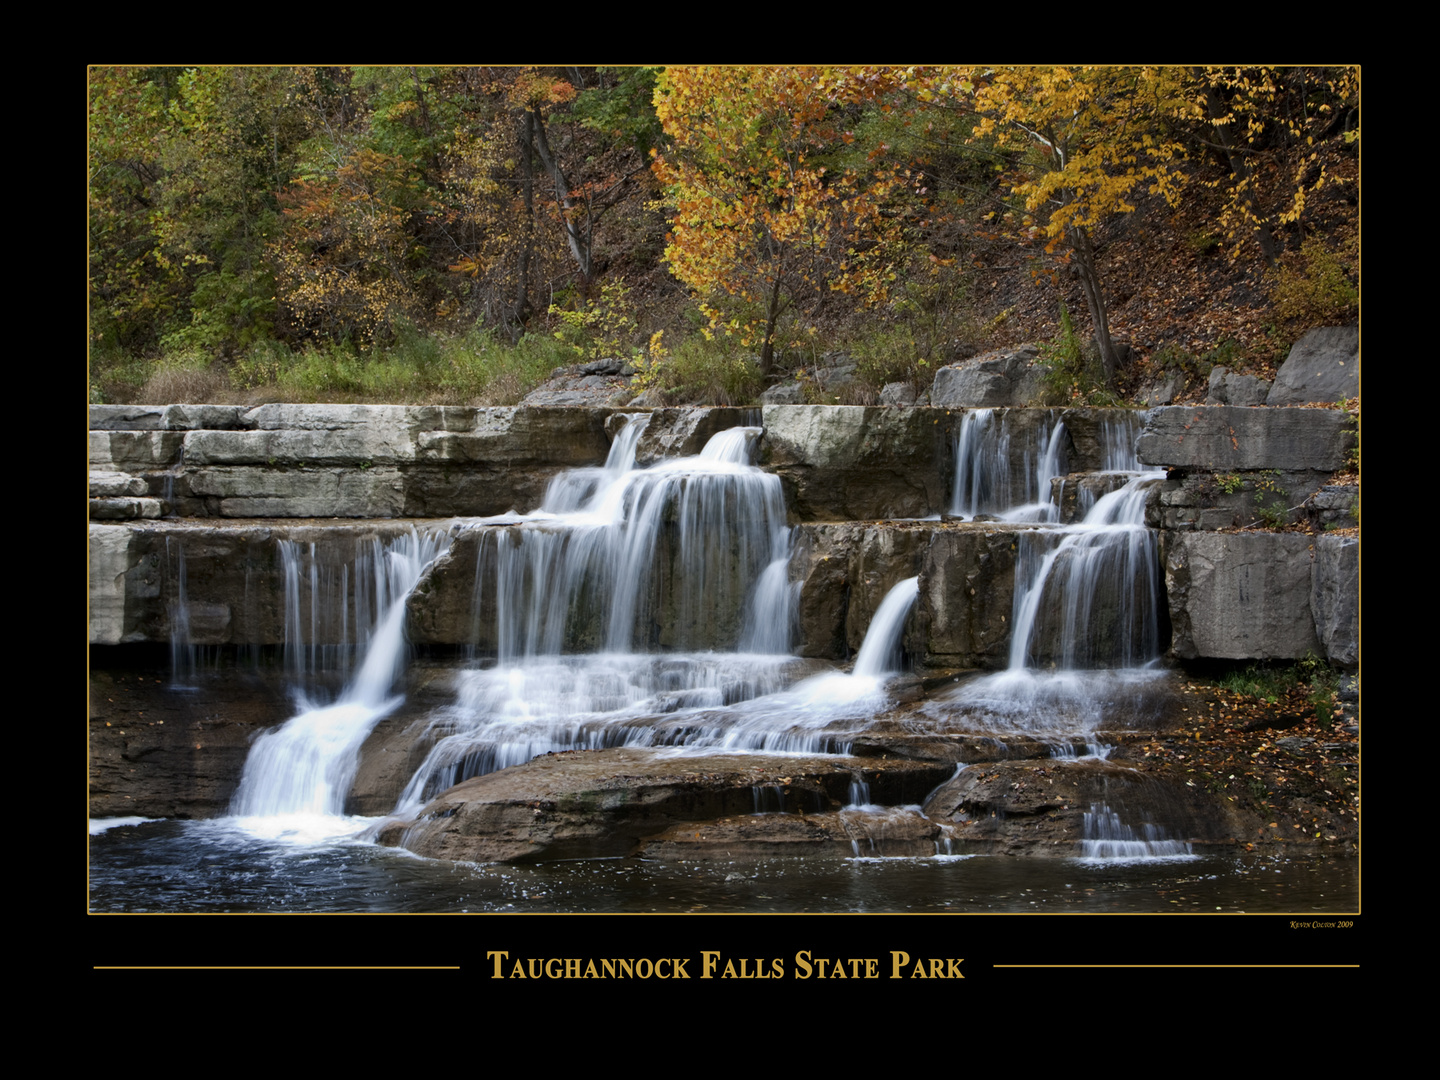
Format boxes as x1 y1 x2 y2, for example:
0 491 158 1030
138 348 227 403
633 332 763 405
1039 304 1121 406
1269 236 1359 329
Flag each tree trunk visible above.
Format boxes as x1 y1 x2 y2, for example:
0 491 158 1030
510 110 536 343
759 273 787 377
1067 224 1119 387
529 109 594 285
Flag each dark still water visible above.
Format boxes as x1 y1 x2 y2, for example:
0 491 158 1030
89 816 1356 915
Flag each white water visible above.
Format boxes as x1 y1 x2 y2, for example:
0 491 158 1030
229 527 452 828
1078 802 1195 862
951 409 1068 522
853 576 920 678
206 410 1184 859
389 421 809 807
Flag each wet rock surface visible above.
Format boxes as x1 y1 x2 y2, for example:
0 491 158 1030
376 747 951 863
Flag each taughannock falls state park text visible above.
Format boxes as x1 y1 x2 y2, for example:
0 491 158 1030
485 951 964 980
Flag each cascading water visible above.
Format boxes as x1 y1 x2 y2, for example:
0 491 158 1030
852 576 920 678
939 416 1191 859
229 527 451 823
1079 801 1194 861
951 409 1068 522
1006 476 1163 672
393 421 803 810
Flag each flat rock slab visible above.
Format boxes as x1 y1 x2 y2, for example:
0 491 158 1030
378 747 950 863
637 806 948 860
1137 405 1354 471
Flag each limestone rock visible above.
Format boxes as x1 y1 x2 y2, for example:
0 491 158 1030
89 471 149 498
879 381 921 406
1138 405 1353 471
626 407 755 465
1311 534 1359 667
1268 326 1359 406
1137 370 1186 407
1206 366 1272 406
923 759 1233 855
1165 532 1322 660
931 345 1044 407
761 405 949 521
378 746 944 863
759 381 804 405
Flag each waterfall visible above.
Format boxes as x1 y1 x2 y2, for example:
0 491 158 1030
1079 802 1194 861
951 409 1068 522
468 421 791 658
1006 476 1162 672
852 576 920 678
230 527 451 820
167 538 195 687
392 420 799 808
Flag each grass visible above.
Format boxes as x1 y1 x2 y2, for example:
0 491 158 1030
1213 656 1341 726
92 323 573 407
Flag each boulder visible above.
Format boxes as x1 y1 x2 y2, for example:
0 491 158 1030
1165 532 1322 660
879 381 921 406
1268 326 1359 406
1206 366 1272 406
1136 370 1187 407
759 381 804 405
931 345 1044 407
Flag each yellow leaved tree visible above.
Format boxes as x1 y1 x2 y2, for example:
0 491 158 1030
652 66 910 375
956 65 1187 385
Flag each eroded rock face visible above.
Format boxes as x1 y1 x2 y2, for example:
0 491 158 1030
788 522 1021 668
1268 326 1359 406
88 521 441 647
1165 532 1323 660
1154 468 1334 531
1138 405 1354 472
1311 534 1359 668
760 405 950 520
90 406 614 519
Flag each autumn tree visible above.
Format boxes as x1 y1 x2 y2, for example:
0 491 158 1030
652 66 911 375
947 66 1187 385
1176 66 1358 266
443 67 659 340
89 66 306 355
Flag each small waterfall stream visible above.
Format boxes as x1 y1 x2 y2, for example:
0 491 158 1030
951 409 1068 522
229 527 451 826
942 414 1191 860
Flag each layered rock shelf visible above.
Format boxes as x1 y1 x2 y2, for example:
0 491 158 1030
89 401 1359 867
90 402 1359 668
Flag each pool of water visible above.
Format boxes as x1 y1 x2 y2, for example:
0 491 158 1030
89 816 1356 915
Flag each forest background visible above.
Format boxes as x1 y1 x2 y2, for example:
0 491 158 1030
87 66 1359 410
